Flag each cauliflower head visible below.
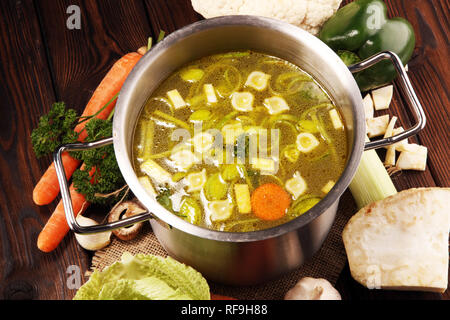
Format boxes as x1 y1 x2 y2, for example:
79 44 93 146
191 0 342 35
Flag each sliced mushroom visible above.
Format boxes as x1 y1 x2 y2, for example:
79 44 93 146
108 201 147 241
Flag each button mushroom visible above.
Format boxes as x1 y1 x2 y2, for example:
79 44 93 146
284 277 341 300
107 201 146 241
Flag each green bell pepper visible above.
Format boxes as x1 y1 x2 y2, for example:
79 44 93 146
319 0 415 92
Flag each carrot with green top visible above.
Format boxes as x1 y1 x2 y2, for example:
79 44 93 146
32 52 142 206
250 183 291 221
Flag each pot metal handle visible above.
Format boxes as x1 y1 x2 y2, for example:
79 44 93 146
54 137 153 234
348 51 426 151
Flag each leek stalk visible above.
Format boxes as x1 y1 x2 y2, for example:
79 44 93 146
153 110 191 131
142 120 155 160
349 136 397 209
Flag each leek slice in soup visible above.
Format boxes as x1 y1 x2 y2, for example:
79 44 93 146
133 51 348 232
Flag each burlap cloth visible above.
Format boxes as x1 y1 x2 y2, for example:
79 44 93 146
88 193 356 300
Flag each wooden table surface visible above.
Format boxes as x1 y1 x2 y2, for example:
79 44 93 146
0 0 448 300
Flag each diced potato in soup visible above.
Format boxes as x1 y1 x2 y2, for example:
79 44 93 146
133 51 348 232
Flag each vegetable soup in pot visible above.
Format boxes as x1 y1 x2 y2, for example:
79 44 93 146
132 51 348 232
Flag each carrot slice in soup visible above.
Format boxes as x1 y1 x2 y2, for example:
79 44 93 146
250 183 291 221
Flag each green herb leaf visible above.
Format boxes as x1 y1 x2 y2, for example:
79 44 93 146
72 118 126 205
156 186 172 211
31 102 79 158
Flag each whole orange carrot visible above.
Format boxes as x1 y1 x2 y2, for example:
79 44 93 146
32 52 142 206
74 52 142 141
33 152 81 206
37 164 97 252
37 183 89 252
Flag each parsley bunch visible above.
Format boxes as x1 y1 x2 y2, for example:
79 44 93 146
31 102 80 158
71 118 126 205
31 102 126 206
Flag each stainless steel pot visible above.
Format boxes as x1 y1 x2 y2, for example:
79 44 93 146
54 16 425 285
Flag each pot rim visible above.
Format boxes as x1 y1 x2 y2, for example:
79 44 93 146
113 15 365 242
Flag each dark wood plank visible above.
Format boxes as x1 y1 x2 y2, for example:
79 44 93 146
386 0 449 188
35 0 152 112
0 0 87 300
143 0 203 36
29 0 152 299
0 0 447 300
335 0 449 300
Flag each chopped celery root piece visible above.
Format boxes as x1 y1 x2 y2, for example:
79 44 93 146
208 200 233 222
285 172 307 199
222 122 244 145
180 68 204 83
189 109 212 122
234 184 251 214
398 143 423 153
396 146 427 171
141 160 172 185
385 146 396 166
245 71 270 91
396 143 412 153
383 116 397 138
371 85 393 110
263 96 290 115
170 149 198 171
296 133 320 153
204 84 218 103
167 89 187 110
390 127 408 151
321 180 335 194
349 137 397 209
231 92 254 112
180 197 202 225
329 109 344 130
185 169 207 193
363 94 374 120
192 132 214 153
382 116 398 167
366 115 389 138
251 157 276 174
204 173 228 201
138 176 156 197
